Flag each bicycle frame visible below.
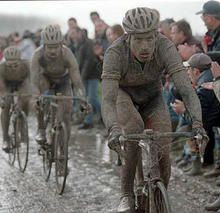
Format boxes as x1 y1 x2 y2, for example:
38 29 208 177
119 130 193 212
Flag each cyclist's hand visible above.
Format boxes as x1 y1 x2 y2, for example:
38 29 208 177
33 97 41 110
108 130 122 154
192 121 209 157
80 102 92 114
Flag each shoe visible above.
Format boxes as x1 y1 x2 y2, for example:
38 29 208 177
117 196 135 213
204 167 220 179
185 156 202 176
182 164 192 172
78 123 93 130
177 157 191 168
2 140 10 153
35 129 46 144
205 197 220 211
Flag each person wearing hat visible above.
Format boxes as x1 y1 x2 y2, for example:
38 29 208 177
183 53 220 177
197 1 220 56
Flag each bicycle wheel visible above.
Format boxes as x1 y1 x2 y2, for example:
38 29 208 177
16 111 29 173
8 113 16 165
55 122 68 195
152 181 172 213
42 122 55 181
42 148 52 181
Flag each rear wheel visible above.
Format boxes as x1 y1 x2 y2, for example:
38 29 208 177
16 111 29 173
8 113 16 165
55 122 68 195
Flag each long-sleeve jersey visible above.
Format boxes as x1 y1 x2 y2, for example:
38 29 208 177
102 33 202 131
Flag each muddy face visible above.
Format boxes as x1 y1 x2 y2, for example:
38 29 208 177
44 44 62 59
129 31 156 62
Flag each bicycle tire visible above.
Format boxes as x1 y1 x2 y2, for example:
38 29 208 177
42 148 53 181
42 109 54 181
16 111 29 173
55 122 68 195
8 113 16 165
152 181 172 213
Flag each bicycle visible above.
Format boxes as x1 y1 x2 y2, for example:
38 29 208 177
119 129 205 213
1 90 29 173
36 93 88 195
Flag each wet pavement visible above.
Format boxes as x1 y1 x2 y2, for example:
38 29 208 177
0 117 219 213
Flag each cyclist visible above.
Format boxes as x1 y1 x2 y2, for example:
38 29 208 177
0 46 30 152
101 7 207 212
31 25 85 145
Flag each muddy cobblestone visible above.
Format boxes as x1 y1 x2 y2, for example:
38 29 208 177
0 117 218 212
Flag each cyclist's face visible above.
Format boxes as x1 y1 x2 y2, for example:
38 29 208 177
6 59 20 70
129 32 156 62
45 44 61 58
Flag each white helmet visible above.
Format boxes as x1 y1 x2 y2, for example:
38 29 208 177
3 46 21 60
122 7 160 34
41 25 63 45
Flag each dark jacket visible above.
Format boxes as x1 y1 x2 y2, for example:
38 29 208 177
196 69 220 130
75 38 100 80
207 25 220 51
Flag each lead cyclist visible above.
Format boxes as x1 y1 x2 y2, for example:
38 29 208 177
101 7 208 212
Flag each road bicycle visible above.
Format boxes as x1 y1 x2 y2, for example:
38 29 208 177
37 93 88 195
119 129 205 213
1 90 29 173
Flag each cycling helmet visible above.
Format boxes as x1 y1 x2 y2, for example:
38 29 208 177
41 25 63 45
3 46 21 60
122 7 160 34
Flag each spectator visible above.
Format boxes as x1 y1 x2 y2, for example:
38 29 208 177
93 39 104 62
173 53 220 176
178 41 203 61
204 61 220 211
18 30 36 60
94 19 109 52
33 29 43 47
106 24 124 45
159 18 175 40
74 27 101 129
64 17 78 47
170 19 197 46
90 11 100 24
197 0 220 55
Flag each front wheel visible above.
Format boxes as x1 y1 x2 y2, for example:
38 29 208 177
16 111 29 173
153 181 172 213
8 113 16 165
55 122 68 195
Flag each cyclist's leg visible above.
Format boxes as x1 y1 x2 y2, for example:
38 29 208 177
18 79 30 115
1 93 12 151
35 74 50 142
116 89 144 212
17 79 30 141
142 95 172 188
